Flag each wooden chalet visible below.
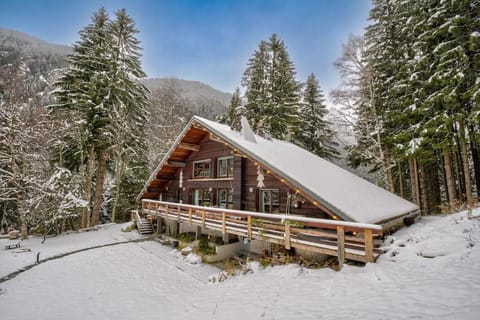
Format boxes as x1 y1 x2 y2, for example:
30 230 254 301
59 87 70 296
136 116 419 264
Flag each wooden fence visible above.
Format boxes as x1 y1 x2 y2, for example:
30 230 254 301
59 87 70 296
141 199 383 264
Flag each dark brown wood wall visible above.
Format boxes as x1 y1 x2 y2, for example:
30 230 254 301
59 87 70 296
154 137 329 219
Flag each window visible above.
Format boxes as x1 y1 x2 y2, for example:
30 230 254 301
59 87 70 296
218 189 234 209
193 189 211 207
217 156 234 178
261 189 280 213
193 159 211 178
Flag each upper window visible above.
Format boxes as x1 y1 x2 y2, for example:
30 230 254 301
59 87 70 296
193 159 211 178
217 156 234 178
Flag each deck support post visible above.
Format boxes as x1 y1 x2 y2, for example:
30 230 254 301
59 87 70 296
222 212 229 244
247 216 252 240
364 229 374 263
195 225 202 240
202 210 206 227
337 226 345 268
156 216 163 234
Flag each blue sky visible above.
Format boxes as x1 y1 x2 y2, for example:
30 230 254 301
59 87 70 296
0 0 371 94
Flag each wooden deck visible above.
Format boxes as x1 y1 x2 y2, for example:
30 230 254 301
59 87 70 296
141 199 383 264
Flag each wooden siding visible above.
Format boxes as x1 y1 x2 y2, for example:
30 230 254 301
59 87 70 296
146 134 329 219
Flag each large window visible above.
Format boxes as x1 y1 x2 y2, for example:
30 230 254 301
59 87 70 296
217 156 234 178
193 189 211 207
218 189 234 209
261 189 280 213
193 159 211 178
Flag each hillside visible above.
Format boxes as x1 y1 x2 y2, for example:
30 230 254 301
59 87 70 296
0 28 71 77
0 28 230 119
142 77 230 119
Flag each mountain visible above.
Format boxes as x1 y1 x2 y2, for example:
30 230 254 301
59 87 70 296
0 28 71 77
142 78 231 119
0 28 230 119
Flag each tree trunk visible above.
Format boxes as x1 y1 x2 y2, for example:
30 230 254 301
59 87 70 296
383 150 394 193
455 139 465 202
17 191 28 239
469 127 480 196
443 148 457 211
91 150 108 226
419 162 429 215
81 146 95 228
397 160 405 198
427 158 442 214
408 157 420 205
111 154 124 223
458 120 474 207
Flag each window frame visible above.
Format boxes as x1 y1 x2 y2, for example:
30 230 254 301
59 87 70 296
217 156 234 178
192 159 211 179
193 189 212 207
260 189 280 213
217 188 234 209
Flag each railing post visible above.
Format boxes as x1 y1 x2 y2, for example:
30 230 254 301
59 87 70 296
202 210 206 227
247 216 252 240
284 220 291 250
337 226 345 268
177 206 181 222
189 208 192 225
165 205 169 220
364 229 374 263
222 212 226 235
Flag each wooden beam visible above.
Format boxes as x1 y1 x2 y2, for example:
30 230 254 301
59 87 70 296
222 212 226 235
364 229 374 263
178 142 200 152
155 175 176 181
284 221 291 250
337 226 345 267
166 161 186 168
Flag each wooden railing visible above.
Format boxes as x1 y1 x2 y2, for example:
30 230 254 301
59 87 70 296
141 199 383 264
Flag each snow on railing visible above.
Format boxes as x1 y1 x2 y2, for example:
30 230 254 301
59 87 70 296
141 199 382 264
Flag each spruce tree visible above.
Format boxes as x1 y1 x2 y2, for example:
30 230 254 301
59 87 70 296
241 34 300 140
297 73 338 159
51 7 149 226
220 87 241 127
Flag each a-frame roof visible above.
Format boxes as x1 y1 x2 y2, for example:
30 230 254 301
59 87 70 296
137 116 419 224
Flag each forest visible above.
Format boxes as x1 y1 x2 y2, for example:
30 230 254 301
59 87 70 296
1 0 479 239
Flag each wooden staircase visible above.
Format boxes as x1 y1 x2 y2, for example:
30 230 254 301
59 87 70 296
138 218 154 235
134 211 154 235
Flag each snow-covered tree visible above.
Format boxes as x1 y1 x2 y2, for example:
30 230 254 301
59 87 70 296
297 73 338 159
241 34 301 140
51 7 149 226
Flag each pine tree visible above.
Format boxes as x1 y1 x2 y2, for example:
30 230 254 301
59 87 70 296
220 87 241 127
297 73 338 159
242 40 269 132
265 34 300 140
51 7 149 226
241 34 300 140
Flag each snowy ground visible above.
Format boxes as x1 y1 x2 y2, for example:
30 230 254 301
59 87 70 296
1 210 479 319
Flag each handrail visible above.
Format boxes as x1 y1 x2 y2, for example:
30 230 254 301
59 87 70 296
141 199 382 264
142 199 382 234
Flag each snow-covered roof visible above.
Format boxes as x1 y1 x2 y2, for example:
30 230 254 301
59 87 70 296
192 116 419 224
